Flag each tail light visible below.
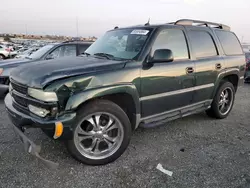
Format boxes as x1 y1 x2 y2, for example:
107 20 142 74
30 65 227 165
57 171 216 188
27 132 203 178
5 48 11 52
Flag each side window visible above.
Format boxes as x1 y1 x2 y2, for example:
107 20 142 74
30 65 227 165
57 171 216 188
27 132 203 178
152 29 189 60
63 45 76 57
215 30 243 55
48 46 64 59
48 45 76 59
78 44 90 55
189 30 218 58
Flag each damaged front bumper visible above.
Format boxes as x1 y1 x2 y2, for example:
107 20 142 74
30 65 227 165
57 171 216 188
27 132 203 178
11 124 59 169
4 93 77 168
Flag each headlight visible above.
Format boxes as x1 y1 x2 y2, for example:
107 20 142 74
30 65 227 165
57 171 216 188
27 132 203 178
28 104 50 117
28 88 58 102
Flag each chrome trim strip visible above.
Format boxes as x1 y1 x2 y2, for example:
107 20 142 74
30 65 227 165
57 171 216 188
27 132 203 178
140 83 214 101
141 99 213 121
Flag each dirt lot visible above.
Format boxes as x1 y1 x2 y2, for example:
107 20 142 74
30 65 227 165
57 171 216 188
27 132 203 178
0 85 250 188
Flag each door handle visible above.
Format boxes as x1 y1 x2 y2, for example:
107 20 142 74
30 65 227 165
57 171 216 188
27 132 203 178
186 67 194 74
215 63 222 69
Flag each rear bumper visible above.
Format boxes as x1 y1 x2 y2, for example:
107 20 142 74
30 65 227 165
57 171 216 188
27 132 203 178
5 93 76 139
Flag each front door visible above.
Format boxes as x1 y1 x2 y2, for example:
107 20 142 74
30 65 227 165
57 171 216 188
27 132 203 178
140 28 195 118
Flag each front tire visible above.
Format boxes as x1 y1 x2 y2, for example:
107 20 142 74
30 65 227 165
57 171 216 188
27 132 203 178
206 81 235 119
66 100 132 165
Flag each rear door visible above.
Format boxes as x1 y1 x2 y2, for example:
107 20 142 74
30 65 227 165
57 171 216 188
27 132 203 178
186 27 224 103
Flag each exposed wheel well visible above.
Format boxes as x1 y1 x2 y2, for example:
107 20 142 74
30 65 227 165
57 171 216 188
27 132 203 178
222 74 239 92
76 93 137 130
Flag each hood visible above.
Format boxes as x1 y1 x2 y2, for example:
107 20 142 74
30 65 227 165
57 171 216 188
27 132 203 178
10 56 127 88
0 58 33 68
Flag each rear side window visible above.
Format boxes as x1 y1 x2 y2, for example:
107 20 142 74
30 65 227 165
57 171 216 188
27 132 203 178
189 30 218 58
152 29 189 60
215 30 243 55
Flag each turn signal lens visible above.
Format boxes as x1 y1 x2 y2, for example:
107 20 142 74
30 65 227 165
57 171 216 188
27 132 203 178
54 122 64 139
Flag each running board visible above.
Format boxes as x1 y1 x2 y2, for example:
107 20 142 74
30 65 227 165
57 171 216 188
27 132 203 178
140 101 211 128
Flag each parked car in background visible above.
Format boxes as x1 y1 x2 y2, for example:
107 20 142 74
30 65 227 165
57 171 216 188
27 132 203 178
5 19 245 167
15 47 40 59
0 45 11 60
0 41 93 96
244 52 250 82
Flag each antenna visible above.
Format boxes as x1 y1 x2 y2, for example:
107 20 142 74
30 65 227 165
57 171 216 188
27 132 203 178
145 18 150 26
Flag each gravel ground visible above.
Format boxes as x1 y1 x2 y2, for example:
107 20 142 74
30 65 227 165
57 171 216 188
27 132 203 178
0 85 250 188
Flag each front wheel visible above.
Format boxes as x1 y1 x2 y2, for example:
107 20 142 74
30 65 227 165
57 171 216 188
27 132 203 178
206 81 235 119
66 100 132 165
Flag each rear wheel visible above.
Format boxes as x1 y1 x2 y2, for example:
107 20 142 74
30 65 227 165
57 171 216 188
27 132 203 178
0 54 5 60
66 100 131 165
206 81 235 119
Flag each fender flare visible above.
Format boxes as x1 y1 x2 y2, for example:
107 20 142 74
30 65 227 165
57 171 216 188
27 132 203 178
212 68 240 98
65 84 141 115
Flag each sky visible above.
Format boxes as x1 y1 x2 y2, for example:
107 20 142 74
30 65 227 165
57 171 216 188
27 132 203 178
0 0 249 42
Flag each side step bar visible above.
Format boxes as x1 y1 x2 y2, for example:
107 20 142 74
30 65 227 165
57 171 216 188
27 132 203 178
140 101 211 128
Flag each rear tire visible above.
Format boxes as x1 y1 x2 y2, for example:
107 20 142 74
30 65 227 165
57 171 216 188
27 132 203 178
66 100 132 165
0 54 5 60
206 81 235 119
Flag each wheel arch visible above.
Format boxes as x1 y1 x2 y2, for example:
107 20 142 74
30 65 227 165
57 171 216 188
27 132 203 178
65 84 141 130
213 69 240 98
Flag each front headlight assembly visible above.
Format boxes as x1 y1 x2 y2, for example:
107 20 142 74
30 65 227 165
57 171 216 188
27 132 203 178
28 88 58 102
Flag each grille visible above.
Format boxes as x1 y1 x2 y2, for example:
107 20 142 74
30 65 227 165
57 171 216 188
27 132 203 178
12 92 27 107
11 80 27 94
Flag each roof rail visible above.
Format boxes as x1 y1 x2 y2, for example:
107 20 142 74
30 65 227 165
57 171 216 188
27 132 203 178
62 40 93 43
174 19 230 31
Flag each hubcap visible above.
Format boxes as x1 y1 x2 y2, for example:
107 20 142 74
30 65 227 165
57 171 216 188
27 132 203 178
218 87 233 115
74 112 124 160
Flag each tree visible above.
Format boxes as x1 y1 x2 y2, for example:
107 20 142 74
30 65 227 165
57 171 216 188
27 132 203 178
3 36 11 42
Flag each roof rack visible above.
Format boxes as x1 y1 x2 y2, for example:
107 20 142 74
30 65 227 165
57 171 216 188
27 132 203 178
173 19 230 31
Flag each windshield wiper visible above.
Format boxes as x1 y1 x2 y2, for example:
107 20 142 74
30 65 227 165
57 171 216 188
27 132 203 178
94 53 114 60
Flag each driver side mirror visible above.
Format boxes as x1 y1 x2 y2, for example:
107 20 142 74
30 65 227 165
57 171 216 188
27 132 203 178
45 54 54 60
149 49 174 63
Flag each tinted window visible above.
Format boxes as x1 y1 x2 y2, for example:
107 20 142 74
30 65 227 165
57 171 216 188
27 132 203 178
189 31 217 58
215 30 243 55
152 29 189 60
48 45 76 59
79 44 91 55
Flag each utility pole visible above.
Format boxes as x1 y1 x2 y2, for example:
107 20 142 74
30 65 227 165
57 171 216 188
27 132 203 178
25 24 28 36
76 16 79 37
241 36 244 43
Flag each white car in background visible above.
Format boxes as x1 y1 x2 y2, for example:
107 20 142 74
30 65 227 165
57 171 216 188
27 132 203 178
0 45 11 60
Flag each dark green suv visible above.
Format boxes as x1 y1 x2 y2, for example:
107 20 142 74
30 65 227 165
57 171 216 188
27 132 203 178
5 19 245 167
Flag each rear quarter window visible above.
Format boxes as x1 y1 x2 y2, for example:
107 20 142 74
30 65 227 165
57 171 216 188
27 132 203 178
215 30 243 55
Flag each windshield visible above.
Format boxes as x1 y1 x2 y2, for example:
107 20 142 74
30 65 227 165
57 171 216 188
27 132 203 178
29 44 55 59
85 28 152 60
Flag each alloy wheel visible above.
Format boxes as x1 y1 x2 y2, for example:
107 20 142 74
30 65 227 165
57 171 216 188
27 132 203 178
74 112 124 160
218 87 233 115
